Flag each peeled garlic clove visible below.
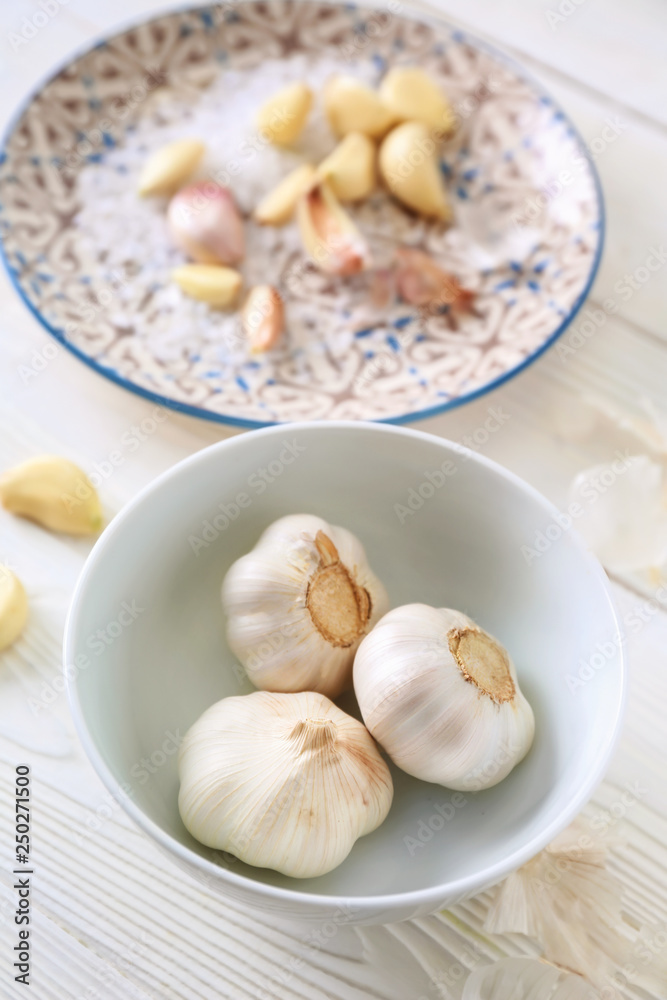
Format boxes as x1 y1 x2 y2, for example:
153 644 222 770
178 690 393 878
253 163 316 226
242 284 284 353
324 75 397 138
0 456 102 536
379 121 452 221
256 82 313 146
171 264 242 307
297 180 371 275
0 568 28 652
316 132 376 202
138 139 205 197
354 605 535 790
222 514 389 698
167 181 244 265
379 67 455 135
395 247 473 310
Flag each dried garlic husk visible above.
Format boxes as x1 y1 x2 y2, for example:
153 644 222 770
568 455 667 572
379 67 455 135
379 121 452 220
0 568 28 652
167 181 244 265
462 958 593 1000
395 247 473 310
138 139 205 197
485 825 667 993
178 690 393 877
241 285 284 353
0 456 102 536
316 131 376 202
297 180 371 275
256 82 313 146
222 514 389 698
354 605 534 790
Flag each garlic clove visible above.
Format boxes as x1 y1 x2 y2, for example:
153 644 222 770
379 67 455 135
395 247 473 310
178 690 393 878
379 121 452 221
324 75 397 138
0 455 103 536
296 180 371 275
167 181 245 265
256 82 313 147
0 567 28 652
138 139 205 197
316 132 376 202
222 514 389 698
253 163 316 226
353 604 535 790
242 285 285 353
171 264 242 307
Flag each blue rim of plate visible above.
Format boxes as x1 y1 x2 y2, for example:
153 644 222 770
0 1 605 430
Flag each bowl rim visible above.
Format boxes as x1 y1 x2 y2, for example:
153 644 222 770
0 0 605 430
64 420 627 914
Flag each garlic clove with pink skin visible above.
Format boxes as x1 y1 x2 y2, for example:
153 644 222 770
242 285 285 353
167 181 245 266
297 180 370 276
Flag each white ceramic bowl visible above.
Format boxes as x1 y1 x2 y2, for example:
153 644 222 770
65 422 625 924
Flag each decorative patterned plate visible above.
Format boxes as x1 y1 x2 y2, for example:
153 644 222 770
0 1 603 427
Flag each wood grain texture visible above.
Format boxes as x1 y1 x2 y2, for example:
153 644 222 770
0 1 666 997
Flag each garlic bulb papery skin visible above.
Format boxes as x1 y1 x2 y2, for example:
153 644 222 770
353 605 535 790
222 514 389 698
178 690 393 878
461 958 593 1000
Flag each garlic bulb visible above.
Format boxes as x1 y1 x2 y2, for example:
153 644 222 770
379 68 455 135
178 690 393 878
167 181 244 265
353 605 535 790
222 514 389 698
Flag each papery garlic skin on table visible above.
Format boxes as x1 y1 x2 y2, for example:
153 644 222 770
222 514 389 698
354 605 535 790
178 690 393 878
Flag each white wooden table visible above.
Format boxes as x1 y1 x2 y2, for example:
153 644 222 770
1 1 666 997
